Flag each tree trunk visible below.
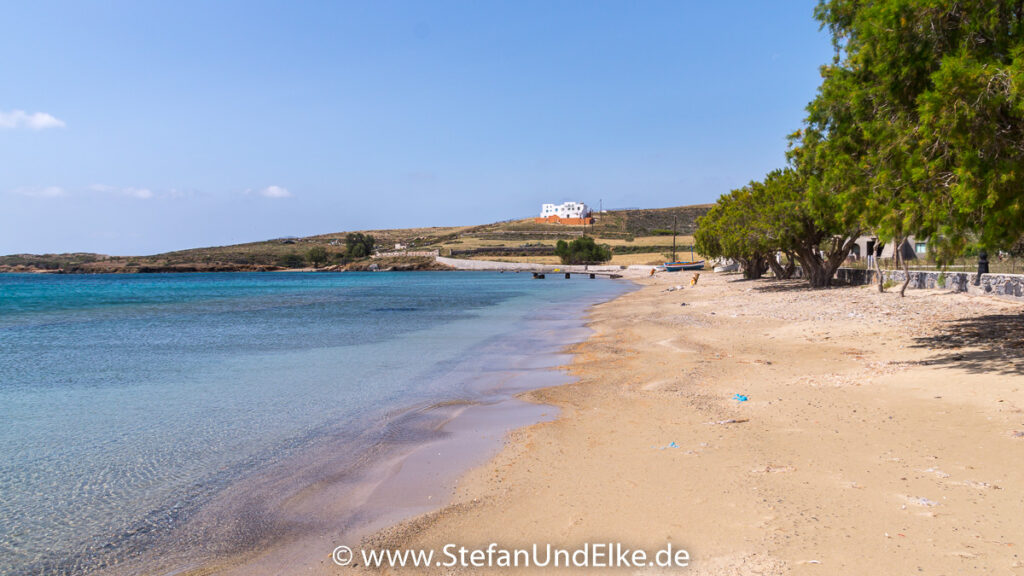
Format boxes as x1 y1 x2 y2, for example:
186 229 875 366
874 251 884 293
899 256 911 297
741 257 767 280
783 251 797 279
795 248 836 288
766 251 797 280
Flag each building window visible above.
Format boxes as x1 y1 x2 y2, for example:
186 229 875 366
915 242 927 254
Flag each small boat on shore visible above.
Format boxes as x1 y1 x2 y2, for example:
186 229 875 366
713 259 739 273
663 260 705 272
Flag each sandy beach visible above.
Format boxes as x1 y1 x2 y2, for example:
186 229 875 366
342 270 1024 575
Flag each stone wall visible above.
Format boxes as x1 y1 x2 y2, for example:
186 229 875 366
833 268 1024 301
374 250 440 259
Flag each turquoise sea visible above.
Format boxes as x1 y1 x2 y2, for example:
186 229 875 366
0 271 629 575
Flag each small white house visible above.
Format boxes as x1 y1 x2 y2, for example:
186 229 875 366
539 201 590 219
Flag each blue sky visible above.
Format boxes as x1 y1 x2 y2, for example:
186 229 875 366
1 0 833 256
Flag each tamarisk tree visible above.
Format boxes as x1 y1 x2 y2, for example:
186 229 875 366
696 166 859 287
697 1 1024 291
695 182 779 280
813 0 1024 281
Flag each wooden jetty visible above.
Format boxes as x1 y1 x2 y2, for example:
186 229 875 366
532 271 621 279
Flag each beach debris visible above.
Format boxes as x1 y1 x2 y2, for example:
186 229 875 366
733 394 749 402
664 285 685 292
924 467 950 478
669 441 678 448
1012 430 1024 438
654 441 680 450
752 464 793 474
907 496 940 507
716 418 749 425
680 302 687 306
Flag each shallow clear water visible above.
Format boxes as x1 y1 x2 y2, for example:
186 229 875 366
0 271 627 575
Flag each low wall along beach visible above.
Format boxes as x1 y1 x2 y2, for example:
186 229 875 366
834 268 1024 301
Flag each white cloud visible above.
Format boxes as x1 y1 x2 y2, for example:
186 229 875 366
123 187 154 199
12 185 66 198
89 184 154 199
0 109 66 130
258 185 292 198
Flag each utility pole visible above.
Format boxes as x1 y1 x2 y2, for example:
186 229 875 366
671 216 678 262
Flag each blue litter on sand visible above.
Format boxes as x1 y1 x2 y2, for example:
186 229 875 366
669 441 678 448
733 394 748 402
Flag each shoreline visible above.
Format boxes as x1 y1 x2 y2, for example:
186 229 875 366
343 270 1024 574
139 276 639 576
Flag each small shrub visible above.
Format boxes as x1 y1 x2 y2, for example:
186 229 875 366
307 246 328 268
279 252 306 268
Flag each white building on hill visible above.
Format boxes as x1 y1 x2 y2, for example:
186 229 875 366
539 201 590 219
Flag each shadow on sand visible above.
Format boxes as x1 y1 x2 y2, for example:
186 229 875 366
745 278 864 293
912 313 1024 375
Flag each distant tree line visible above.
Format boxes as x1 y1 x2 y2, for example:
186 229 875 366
696 0 1024 292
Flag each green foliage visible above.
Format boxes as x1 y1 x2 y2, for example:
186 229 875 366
936 272 946 288
554 237 612 264
306 246 328 268
695 170 812 280
344 233 376 259
699 1 1024 287
279 252 306 268
695 184 770 279
812 0 1024 262
649 229 675 236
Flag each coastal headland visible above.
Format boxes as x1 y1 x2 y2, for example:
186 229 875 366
0 205 709 274
337 270 1024 575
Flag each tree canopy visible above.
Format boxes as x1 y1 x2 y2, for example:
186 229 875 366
698 0 1024 288
344 233 376 260
554 237 612 265
814 0 1024 260
306 246 328 268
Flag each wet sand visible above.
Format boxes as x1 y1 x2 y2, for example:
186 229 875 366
348 271 1024 574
